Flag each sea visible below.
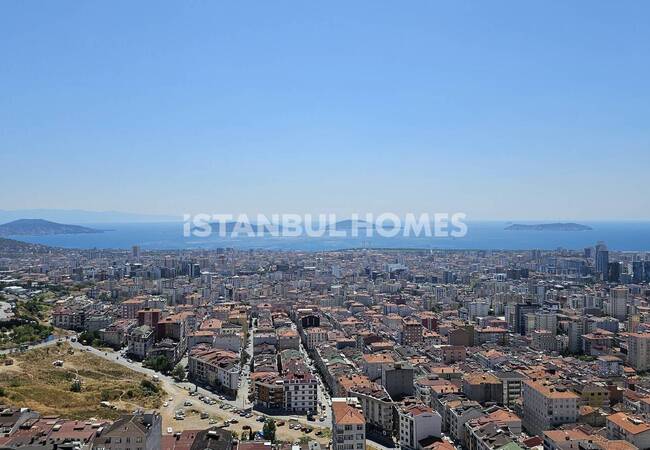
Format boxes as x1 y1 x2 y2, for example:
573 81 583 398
7 221 650 252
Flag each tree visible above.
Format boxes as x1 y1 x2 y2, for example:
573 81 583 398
70 378 82 392
171 363 185 381
143 355 172 373
263 419 276 442
140 379 160 395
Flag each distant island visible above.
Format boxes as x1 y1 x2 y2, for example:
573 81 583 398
0 219 102 236
504 222 593 231
327 219 375 230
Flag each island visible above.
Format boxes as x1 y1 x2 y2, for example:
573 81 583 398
0 219 102 236
504 222 593 231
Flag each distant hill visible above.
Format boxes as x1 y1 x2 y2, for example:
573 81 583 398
504 222 592 231
0 237 54 254
0 219 102 236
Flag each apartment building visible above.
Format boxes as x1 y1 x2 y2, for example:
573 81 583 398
92 412 161 450
522 379 579 436
398 403 442 450
304 327 328 351
402 318 424 345
606 412 650 450
332 398 366 450
127 325 155 360
628 333 650 371
350 383 394 434
284 370 318 414
188 344 240 395
494 371 525 408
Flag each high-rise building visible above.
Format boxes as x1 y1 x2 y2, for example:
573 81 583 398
627 333 650 371
568 317 586 354
595 242 609 279
132 245 141 258
515 303 539 335
633 261 645 283
608 262 621 283
533 309 558 336
610 286 628 321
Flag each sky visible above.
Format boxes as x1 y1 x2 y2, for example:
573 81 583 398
1 1 649 221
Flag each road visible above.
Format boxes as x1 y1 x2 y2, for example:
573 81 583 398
4 332 332 441
66 340 329 442
297 333 332 427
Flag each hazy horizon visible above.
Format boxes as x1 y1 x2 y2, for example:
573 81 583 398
2 208 650 225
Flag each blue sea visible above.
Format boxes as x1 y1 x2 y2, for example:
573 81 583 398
8 221 650 251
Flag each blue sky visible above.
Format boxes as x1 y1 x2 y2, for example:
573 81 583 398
1 1 649 220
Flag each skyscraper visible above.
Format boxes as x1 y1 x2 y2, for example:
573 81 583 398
610 286 628 321
633 261 644 283
595 242 609 279
608 262 621 283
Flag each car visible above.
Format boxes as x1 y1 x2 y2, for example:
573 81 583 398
167 427 173 434
230 419 239 424
184 401 193 406
163 402 169 407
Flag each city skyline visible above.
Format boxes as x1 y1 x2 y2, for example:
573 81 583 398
2 1 649 219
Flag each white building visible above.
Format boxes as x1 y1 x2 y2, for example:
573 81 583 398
332 398 366 450
522 379 579 436
188 344 240 395
284 371 318 414
610 286 628 321
399 404 442 450
305 327 328 350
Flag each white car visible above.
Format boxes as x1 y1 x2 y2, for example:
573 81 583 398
167 427 173 434
163 402 169 407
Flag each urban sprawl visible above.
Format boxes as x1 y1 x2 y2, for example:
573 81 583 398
1 241 650 450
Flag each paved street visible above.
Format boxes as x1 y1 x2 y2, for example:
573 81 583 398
4 328 333 439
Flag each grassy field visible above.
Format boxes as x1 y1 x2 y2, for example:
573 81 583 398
0 343 165 420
